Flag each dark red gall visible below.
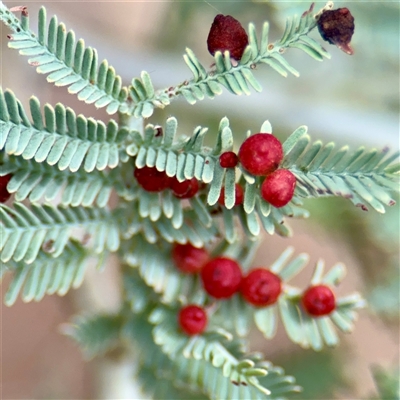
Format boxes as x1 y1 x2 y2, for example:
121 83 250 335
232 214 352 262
241 268 282 307
134 166 170 192
0 174 13 203
219 151 239 168
207 14 249 61
261 169 296 208
317 8 355 55
170 177 199 199
201 257 242 299
218 183 244 207
302 285 336 316
238 133 283 176
172 243 209 274
178 305 208 335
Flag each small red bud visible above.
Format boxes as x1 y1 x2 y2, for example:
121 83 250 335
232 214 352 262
219 151 239 168
178 305 207 335
302 285 336 316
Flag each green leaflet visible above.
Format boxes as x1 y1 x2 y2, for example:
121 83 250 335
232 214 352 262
0 202 120 264
0 155 121 207
370 365 400 400
2 240 91 305
149 306 282 396
122 236 205 305
129 71 169 119
127 117 230 186
122 202 218 246
64 314 123 359
136 364 209 400
123 310 300 399
282 129 400 213
0 4 127 114
0 89 127 172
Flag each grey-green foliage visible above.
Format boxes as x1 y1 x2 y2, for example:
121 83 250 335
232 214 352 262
0 202 119 264
64 314 124 359
370 364 400 400
1 2 400 400
136 365 210 400
0 3 127 114
283 127 400 213
124 309 301 400
0 89 128 173
126 116 222 183
1 239 90 306
0 154 117 207
64 263 304 398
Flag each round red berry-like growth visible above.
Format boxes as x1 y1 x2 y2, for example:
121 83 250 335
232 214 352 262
0 174 13 203
302 285 336 316
261 169 296 208
178 305 208 335
207 14 249 61
134 166 169 192
170 177 199 199
241 268 282 307
219 151 239 168
238 133 283 176
218 183 244 206
201 257 242 299
172 243 209 274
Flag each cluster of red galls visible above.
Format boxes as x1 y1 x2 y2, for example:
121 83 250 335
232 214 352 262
134 166 200 199
134 132 296 209
173 243 336 336
219 133 296 208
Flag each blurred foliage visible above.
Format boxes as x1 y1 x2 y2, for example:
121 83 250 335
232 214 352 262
278 349 349 399
306 196 398 273
370 364 400 400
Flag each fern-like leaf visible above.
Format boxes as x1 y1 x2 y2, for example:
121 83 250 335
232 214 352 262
128 71 170 118
0 202 120 263
0 3 127 114
136 364 209 400
126 116 231 183
0 89 128 172
149 306 300 397
282 127 400 213
63 314 123 359
1 240 90 305
122 235 206 305
126 2 331 116
0 154 124 207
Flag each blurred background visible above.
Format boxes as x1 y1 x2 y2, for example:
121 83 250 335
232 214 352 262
1 1 399 399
